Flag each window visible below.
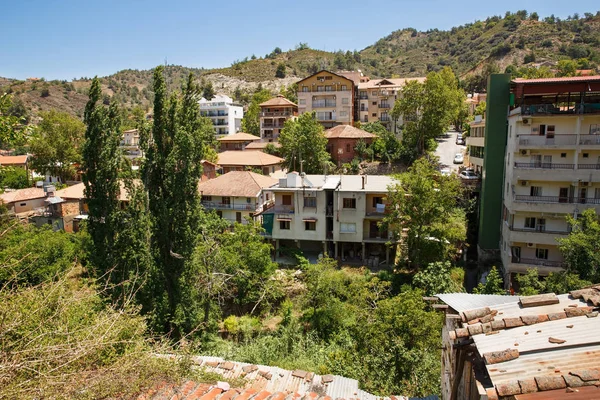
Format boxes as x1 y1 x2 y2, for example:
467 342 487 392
535 248 549 260
372 101 377 106
591 124 600 135
340 222 356 233
537 218 546 232
246 197 252 203
325 85 333 92
20 202 26 206
583 153 589 158
530 186 542 197
305 221 316 231
282 195 292 206
201 195 212 202
299 99 306 105
525 217 536 229
317 86 324 92
217 211 223 218
343 198 356 208
595 188 600 199
279 220 290 230
561 153 566 158
222 197 231 205
340 111 348 117
346 143 351 152
372 91 378 96
372 113 377 117
302 86 309 92
236 212 242 223
372 196 384 207
342 98 349 105
304 197 316 208
341 85 347 91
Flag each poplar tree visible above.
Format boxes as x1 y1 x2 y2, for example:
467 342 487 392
144 67 212 335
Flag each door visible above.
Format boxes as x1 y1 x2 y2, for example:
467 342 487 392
543 155 552 168
530 154 542 168
536 218 546 232
539 124 546 136
511 246 521 263
236 212 242 223
559 187 569 203
580 188 587 204
546 125 555 139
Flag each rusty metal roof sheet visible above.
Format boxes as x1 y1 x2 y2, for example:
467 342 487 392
435 293 519 313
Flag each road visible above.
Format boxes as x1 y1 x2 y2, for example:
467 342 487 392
435 129 466 172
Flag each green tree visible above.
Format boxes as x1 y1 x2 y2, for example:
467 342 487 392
413 261 464 296
558 208 600 281
0 167 29 189
82 77 122 278
275 63 286 78
279 112 330 173
279 83 298 104
240 89 272 136
143 68 212 335
473 266 505 294
515 268 545 295
0 93 28 147
202 81 215 100
30 110 85 183
363 121 401 163
557 59 579 77
544 271 592 294
385 157 466 268
474 100 486 117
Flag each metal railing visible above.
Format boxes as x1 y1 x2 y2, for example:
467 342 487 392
579 135 600 145
511 256 566 268
312 100 336 108
518 135 577 146
272 205 294 214
201 201 257 211
521 103 600 116
380 116 390 122
514 162 575 169
363 231 389 241
509 226 570 235
578 163 600 170
514 195 600 204
378 103 391 109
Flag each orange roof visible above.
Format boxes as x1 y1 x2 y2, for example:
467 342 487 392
55 181 133 202
217 151 284 167
358 77 426 90
324 125 376 139
0 187 45 203
217 132 261 142
244 141 282 150
0 155 28 165
259 95 297 108
198 171 277 197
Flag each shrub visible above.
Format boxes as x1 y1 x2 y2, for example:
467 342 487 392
40 88 50 97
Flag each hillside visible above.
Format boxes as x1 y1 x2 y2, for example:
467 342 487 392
1 10 599 121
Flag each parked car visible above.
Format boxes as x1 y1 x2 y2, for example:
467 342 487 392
440 167 451 176
453 153 464 164
459 170 480 180
456 137 465 145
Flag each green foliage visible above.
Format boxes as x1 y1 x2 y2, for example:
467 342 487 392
240 89 272 136
275 63 286 78
202 81 216 100
363 122 401 163
0 93 28 147
0 166 29 189
558 208 600 281
279 83 298 104
515 268 545 295
385 157 466 268
473 266 505 294
263 143 281 156
557 59 579 76
515 268 592 295
413 261 464 296
30 110 85 182
474 101 486 117
279 112 331 173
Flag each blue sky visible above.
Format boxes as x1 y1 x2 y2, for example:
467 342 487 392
1 0 598 80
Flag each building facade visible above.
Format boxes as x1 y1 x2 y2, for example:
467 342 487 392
259 95 298 142
296 70 355 128
466 117 485 174
216 151 284 175
217 132 261 151
120 129 143 165
199 95 243 136
260 172 395 266
324 125 376 164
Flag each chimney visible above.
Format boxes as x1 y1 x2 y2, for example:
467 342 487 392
361 175 365 190
44 184 56 197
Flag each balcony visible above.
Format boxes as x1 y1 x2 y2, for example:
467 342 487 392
201 201 257 211
511 256 566 269
359 95 368 100
261 111 295 117
272 205 294 214
579 135 600 145
378 103 391 109
379 116 390 122
514 195 600 205
518 135 577 147
363 230 390 242
578 163 600 169
514 162 575 170
316 115 335 122
521 103 600 116
509 226 570 235
312 100 336 108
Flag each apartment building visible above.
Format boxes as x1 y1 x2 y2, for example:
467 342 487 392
357 78 425 133
296 70 355 128
259 95 298 142
120 129 143 165
260 172 396 266
198 171 276 225
466 116 485 174
500 75 600 282
199 95 243 136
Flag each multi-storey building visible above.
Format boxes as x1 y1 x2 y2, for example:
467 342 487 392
198 171 276 225
120 129 143 165
466 116 485 175
259 172 396 266
199 95 243 136
357 78 425 133
259 95 298 142
296 70 355 128
500 75 600 282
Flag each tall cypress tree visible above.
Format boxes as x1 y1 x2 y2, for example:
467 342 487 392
144 67 212 335
82 77 121 276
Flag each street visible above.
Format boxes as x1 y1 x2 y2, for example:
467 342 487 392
435 129 466 172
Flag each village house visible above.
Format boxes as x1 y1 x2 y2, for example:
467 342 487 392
216 151 284 175
259 95 298 142
0 187 46 216
217 132 261 151
0 154 29 169
120 128 144 166
201 159 218 182
198 171 276 224
324 125 376 164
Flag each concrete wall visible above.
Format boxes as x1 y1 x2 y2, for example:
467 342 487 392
12 197 46 213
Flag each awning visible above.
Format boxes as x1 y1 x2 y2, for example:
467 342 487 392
302 218 318 222
276 217 292 221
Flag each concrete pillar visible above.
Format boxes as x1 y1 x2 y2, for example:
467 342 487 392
575 116 583 168
323 241 327 257
386 246 390 266
275 239 280 258
362 242 366 262
334 242 338 259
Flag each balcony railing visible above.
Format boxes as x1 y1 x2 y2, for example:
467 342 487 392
579 135 600 145
578 163 600 170
261 111 295 117
511 256 566 268
508 226 570 235
514 195 600 204
378 103 391 109
312 100 336 108
272 205 294 214
201 201 257 211
359 95 368 100
518 135 577 146
521 103 600 116
316 115 335 121
514 162 575 169
380 116 390 122
363 231 389 241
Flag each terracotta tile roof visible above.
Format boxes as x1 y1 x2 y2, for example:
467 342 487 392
139 356 415 400
0 155 28 165
217 151 284 167
358 77 426 90
198 171 277 198
259 95 297 108
244 142 282 150
0 187 45 203
55 181 133 202
512 75 600 84
217 133 261 142
324 125 376 139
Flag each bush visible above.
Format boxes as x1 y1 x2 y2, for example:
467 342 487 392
275 63 286 78
40 88 50 97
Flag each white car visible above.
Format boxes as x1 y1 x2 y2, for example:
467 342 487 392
459 170 480 180
453 153 464 164
440 167 451 176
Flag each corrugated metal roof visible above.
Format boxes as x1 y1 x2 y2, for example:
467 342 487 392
435 293 519 313
512 75 600 84
484 293 586 320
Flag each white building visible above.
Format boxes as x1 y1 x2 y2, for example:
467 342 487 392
500 76 600 281
259 172 396 266
199 94 243 137
120 129 143 165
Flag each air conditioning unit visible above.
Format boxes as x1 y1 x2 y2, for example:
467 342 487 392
519 180 529 186
527 243 536 248
522 118 530 125
520 149 530 156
